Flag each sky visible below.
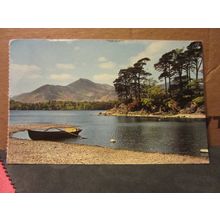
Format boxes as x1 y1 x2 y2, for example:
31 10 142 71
10 39 193 96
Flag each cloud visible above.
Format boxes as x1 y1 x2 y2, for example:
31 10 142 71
97 56 116 69
49 73 75 82
10 64 42 82
9 64 42 96
10 64 41 75
28 74 41 79
93 73 116 85
56 63 75 70
128 40 191 82
74 46 80 51
98 56 107 62
129 41 172 65
98 61 116 69
129 40 190 66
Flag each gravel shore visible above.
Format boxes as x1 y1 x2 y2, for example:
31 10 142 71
7 124 209 164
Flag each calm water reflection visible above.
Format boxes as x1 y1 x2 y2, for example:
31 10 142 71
10 110 208 156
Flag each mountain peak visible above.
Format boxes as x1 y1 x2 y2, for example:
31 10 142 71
68 78 95 87
12 78 117 103
78 78 91 82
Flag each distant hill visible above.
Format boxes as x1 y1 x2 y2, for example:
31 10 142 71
12 78 117 103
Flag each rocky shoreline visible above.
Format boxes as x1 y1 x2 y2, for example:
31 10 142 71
7 124 209 164
99 110 206 120
98 102 206 120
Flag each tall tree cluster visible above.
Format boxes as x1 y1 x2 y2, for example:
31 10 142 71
114 41 204 113
155 42 203 98
113 57 151 104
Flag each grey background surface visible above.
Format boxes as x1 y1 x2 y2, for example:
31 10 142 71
1 147 219 193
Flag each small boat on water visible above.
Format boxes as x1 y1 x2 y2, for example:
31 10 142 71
27 127 82 141
200 148 209 156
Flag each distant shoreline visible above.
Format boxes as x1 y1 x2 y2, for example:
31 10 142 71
9 109 206 121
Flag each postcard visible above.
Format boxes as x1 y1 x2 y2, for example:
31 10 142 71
8 39 209 164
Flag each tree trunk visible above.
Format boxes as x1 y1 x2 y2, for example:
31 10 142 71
168 77 171 88
165 77 168 94
168 77 171 96
189 68 191 81
187 67 189 81
195 58 203 81
137 73 141 102
179 69 183 91
168 65 172 96
134 80 138 102
195 59 199 80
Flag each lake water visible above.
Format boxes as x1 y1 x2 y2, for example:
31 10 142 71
10 110 208 156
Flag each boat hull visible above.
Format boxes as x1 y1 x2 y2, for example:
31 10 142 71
27 129 82 141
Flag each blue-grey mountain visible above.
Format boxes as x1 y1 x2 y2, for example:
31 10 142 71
12 78 117 103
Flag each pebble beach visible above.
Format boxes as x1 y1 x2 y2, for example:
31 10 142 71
7 124 209 164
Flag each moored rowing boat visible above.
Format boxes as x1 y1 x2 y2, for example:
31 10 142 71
27 127 82 140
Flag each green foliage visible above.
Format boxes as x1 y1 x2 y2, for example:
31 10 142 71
141 98 152 107
146 85 165 101
192 96 204 107
187 79 200 90
113 41 204 114
141 84 166 112
162 98 179 113
10 100 118 111
114 57 151 103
